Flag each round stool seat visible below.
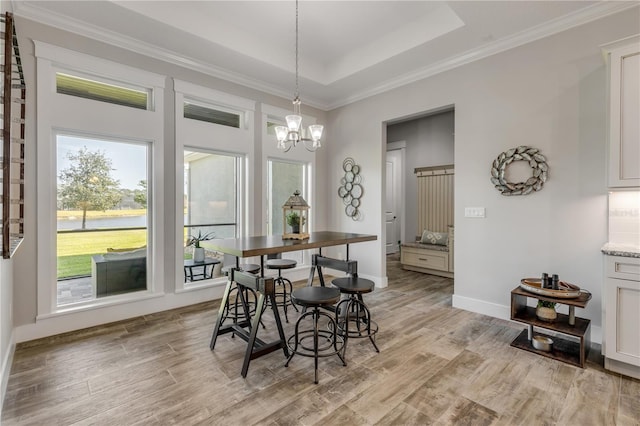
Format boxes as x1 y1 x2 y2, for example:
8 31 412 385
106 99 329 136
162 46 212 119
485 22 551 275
291 287 340 307
266 259 297 270
331 277 375 294
222 264 261 276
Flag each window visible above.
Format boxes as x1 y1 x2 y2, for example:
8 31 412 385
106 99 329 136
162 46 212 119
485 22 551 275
183 148 240 246
184 99 242 128
56 134 149 306
268 159 309 264
56 72 150 110
36 41 165 318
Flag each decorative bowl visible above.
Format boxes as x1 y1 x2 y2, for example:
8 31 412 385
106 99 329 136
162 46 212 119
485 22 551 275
520 278 582 298
532 335 553 352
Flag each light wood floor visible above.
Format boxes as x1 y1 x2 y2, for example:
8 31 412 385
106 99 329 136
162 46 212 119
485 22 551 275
2 255 638 425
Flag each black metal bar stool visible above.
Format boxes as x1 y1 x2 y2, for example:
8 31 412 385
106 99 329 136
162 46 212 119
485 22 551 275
285 286 346 384
220 264 262 329
266 258 298 322
332 276 379 356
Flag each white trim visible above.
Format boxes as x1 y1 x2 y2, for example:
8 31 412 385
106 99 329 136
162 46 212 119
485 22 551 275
452 294 511 320
174 79 256 112
386 140 407 151
12 1 631 111
174 82 255 293
261 103 319 125
326 2 640 109
15 287 225 344
36 46 166 319
0 330 15 413
34 41 166 89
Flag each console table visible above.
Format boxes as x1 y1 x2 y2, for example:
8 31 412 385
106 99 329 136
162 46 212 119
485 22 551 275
510 286 592 368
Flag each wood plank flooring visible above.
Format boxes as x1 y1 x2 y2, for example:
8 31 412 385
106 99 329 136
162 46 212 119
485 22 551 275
2 255 639 425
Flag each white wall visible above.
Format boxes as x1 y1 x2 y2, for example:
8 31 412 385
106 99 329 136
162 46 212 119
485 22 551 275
387 111 455 241
1 259 14 410
327 8 640 338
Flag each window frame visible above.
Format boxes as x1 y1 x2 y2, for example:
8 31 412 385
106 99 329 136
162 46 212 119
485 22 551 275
174 79 255 292
35 41 166 318
55 131 153 304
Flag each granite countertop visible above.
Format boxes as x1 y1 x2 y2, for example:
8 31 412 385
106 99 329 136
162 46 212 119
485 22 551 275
601 243 640 258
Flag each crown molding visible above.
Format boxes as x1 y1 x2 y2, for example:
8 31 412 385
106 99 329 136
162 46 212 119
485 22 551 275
327 1 640 109
11 1 307 105
13 1 638 112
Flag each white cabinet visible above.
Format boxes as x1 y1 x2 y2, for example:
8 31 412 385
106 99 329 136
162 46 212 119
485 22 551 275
604 36 640 188
604 256 640 379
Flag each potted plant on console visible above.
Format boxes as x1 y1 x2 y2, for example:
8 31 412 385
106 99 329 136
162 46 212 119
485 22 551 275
536 300 557 322
186 230 214 262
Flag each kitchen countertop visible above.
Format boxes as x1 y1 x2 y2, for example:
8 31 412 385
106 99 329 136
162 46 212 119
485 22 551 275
601 243 640 258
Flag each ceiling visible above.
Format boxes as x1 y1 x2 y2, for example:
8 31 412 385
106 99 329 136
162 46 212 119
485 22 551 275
11 1 637 110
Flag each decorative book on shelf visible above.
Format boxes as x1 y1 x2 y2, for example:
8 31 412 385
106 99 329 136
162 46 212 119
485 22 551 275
1 12 26 258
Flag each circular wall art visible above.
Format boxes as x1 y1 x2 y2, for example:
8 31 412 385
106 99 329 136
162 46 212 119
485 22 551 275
490 146 548 196
338 157 363 220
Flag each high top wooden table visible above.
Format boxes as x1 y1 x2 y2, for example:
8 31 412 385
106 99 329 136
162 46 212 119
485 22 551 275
204 231 377 377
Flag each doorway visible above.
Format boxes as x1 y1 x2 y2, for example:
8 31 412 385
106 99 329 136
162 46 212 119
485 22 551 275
385 145 404 254
384 107 455 274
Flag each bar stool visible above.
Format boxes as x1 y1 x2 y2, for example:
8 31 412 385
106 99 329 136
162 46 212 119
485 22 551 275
220 264 262 330
266 258 298 322
285 286 346 384
331 276 379 356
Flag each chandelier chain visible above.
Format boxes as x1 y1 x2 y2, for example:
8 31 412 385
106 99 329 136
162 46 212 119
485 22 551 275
295 0 299 100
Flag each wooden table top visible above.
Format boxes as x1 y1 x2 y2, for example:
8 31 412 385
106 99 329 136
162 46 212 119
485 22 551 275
202 231 377 258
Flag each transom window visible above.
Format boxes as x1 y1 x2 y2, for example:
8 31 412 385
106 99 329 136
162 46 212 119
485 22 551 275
56 72 150 110
184 99 242 128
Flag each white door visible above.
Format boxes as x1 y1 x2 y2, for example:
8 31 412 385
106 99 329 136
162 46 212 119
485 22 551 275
385 150 403 254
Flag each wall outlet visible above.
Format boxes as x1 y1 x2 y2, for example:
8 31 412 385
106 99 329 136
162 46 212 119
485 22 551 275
465 207 486 218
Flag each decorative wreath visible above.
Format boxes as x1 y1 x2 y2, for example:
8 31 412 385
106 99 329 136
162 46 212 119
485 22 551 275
490 146 548 196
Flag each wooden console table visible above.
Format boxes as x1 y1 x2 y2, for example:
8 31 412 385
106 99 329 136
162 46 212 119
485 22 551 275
510 286 592 368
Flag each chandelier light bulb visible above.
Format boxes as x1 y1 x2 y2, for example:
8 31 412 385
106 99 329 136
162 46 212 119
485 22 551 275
285 114 302 132
308 124 323 141
275 125 288 142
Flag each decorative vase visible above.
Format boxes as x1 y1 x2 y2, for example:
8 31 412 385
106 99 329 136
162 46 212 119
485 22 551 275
536 306 557 322
292 225 300 234
193 247 205 262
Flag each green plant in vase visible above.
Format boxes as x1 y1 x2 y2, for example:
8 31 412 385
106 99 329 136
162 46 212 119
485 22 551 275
286 212 305 233
536 300 557 322
186 230 214 261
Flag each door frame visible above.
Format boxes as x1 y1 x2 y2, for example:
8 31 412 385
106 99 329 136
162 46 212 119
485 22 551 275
386 140 406 253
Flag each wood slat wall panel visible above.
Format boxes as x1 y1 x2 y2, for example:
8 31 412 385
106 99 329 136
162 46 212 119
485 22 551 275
416 169 454 234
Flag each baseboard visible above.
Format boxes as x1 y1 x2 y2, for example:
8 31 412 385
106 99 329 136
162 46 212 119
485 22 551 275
452 294 511 320
452 294 603 345
605 357 640 380
1 329 16 415
15 284 227 343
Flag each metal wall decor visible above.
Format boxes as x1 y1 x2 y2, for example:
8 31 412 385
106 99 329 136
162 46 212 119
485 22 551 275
338 157 363 220
490 146 548 196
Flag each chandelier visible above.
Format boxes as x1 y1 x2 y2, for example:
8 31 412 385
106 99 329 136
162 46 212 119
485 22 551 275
275 0 323 152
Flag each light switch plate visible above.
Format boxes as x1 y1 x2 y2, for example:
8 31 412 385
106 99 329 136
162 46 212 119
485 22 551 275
465 207 486 218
